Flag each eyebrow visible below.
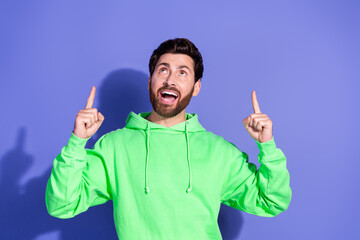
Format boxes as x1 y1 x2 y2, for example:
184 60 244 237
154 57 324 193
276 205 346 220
157 62 192 73
179 65 192 73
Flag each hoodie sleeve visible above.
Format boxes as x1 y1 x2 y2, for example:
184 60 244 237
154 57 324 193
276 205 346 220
220 137 292 217
45 132 112 219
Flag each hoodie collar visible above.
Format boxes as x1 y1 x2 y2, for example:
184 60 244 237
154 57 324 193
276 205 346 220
125 111 206 132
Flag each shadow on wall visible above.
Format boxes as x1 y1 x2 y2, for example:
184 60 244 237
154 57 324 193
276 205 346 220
0 68 244 240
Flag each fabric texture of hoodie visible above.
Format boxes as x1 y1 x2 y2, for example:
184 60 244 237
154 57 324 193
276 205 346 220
45 111 292 239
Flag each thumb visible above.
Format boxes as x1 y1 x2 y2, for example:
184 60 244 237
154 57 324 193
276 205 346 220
87 112 104 135
98 112 105 122
243 117 250 127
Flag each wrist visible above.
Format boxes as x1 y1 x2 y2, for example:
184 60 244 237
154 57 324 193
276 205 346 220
255 137 277 155
72 130 91 140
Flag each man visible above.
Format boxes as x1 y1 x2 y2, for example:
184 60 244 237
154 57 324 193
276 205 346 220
45 38 292 239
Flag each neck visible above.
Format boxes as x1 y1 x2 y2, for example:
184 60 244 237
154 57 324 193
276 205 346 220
146 109 186 128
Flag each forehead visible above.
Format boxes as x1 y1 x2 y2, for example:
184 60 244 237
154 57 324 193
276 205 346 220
156 53 194 70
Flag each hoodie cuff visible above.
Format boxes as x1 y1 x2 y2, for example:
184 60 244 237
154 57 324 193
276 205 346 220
63 132 91 156
255 137 277 156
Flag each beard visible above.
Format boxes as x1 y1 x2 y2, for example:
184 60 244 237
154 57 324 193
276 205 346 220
149 83 195 118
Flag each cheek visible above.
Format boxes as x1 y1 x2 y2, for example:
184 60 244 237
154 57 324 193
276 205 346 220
149 80 162 94
151 81 160 90
181 83 193 93
151 76 163 86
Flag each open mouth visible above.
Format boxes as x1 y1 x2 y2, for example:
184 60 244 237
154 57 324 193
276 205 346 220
160 90 179 104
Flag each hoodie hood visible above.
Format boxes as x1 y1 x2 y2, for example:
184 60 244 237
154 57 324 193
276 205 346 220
125 111 206 194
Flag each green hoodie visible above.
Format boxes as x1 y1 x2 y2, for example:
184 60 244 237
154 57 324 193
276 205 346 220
45 111 292 239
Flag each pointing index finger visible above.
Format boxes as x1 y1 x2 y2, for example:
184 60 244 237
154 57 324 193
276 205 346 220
85 86 96 109
252 90 261 113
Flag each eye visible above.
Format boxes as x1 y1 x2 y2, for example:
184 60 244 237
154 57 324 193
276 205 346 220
179 70 187 77
159 68 168 75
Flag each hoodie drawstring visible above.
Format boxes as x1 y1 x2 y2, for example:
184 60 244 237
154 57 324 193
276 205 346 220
144 122 150 194
185 121 192 193
144 121 193 194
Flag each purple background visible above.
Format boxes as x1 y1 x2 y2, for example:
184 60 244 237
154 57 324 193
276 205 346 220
1 1 359 239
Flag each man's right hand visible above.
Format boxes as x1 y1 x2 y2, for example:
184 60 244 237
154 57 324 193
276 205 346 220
72 86 105 139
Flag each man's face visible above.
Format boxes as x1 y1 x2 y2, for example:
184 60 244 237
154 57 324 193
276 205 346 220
148 53 201 118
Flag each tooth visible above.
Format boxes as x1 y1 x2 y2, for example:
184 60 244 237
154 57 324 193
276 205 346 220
163 91 177 97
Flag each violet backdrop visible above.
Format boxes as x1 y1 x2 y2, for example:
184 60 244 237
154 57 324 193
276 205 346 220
1 0 359 239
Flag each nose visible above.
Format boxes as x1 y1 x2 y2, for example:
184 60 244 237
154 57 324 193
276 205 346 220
164 71 176 86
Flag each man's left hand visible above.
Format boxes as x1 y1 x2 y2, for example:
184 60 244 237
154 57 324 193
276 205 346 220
243 90 273 143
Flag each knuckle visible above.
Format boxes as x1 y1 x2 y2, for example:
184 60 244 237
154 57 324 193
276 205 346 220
89 108 98 116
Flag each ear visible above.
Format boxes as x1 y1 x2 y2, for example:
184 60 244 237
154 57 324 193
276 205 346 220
192 79 201 96
148 76 151 90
